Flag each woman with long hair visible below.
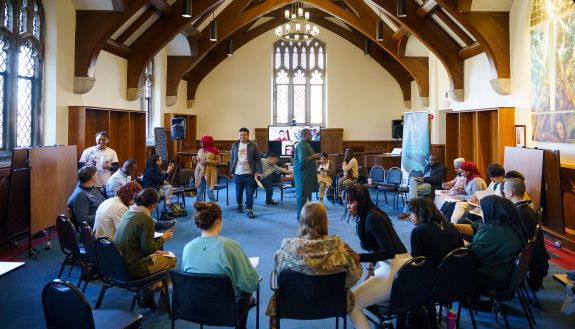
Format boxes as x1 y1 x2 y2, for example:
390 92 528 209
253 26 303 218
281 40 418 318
344 184 409 329
337 148 358 203
408 197 463 265
194 135 221 202
142 154 175 218
266 202 362 327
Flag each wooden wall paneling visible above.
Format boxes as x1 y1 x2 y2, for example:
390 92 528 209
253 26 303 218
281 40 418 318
321 128 343 154
542 149 565 233
342 140 400 154
130 112 147 168
475 110 493 179
4 149 29 241
29 146 77 233
163 113 197 161
560 165 575 236
497 107 515 164
109 111 130 163
431 144 446 168
445 112 459 180
254 128 268 153
67 107 86 155
489 110 499 163
186 116 197 151
458 112 474 163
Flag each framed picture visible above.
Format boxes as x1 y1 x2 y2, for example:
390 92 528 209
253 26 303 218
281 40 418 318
515 125 526 147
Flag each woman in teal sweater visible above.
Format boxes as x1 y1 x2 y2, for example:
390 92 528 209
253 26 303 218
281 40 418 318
457 195 529 291
182 201 259 329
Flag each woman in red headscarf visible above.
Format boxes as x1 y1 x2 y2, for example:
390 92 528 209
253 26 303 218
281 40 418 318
195 135 221 201
458 161 487 197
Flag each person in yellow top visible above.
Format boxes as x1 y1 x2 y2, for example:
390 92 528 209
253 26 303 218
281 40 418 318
194 135 221 202
337 148 358 204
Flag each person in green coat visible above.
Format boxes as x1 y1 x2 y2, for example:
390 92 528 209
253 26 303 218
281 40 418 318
293 128 320 219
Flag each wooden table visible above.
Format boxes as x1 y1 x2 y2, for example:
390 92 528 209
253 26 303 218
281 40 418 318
0 261 25 278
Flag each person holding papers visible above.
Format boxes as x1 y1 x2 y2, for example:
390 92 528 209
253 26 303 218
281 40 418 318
182 201 258 329
266 202 362 327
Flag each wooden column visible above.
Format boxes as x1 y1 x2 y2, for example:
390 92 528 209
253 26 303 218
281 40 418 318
254 128 268 153
321 128 343 154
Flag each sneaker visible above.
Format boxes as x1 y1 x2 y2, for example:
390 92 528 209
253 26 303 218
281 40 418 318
266 200 279 206
237 204 243 213
397 213 410 220
247 210 256 219
155 219 176 231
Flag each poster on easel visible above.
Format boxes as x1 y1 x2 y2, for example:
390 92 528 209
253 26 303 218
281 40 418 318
401 111 430 177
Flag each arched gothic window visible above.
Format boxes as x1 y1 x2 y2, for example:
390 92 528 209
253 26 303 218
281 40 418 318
273 39 326 126
141 60 154 137
0 0 44 151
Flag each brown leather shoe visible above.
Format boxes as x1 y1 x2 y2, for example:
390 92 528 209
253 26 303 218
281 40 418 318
397 212 410 220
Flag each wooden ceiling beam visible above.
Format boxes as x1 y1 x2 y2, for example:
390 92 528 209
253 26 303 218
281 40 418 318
74 0 149 93
392 25 409 42
433 8 474 46
126 0 224 100
149 0 174 16
416 0 438 18
370 0 464 101
458 41 481 59
103 39 134 57
115 7 156 45
436 0 510 95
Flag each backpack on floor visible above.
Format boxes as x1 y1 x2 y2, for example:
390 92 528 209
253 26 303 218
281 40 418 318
169 202 188 217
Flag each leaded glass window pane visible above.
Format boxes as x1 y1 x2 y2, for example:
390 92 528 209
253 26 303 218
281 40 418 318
141 60 154 137
272 38 326 126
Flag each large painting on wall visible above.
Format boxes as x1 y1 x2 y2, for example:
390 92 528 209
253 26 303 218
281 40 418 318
531 0 575 143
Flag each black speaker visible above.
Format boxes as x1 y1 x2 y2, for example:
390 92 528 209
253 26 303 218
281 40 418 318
392 119 403 139
171 117 185 140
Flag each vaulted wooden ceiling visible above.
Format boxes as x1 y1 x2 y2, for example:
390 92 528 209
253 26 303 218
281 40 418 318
73 0 511 107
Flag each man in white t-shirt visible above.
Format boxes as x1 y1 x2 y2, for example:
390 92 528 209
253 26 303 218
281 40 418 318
79 131 119 188
230 127 262 219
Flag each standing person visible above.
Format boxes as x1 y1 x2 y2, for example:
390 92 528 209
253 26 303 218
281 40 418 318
195 135 220 202
337 148 358 204
182 201 259 329
260 153 291 206
79 131 119 188
504 178 549 291
317 152 335 202
142 154 175 219
114 188 176 309
293 128 320 219
67 166 105 227
106 159 137 198
344 184 410 329
230 127 262 219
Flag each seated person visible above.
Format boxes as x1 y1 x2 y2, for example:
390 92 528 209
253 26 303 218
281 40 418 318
408 197 463 266
505 170 532 203
258 153 290 205
106 159 137 198
182 201 259 329
79 130 119 188
454 195 528 291
142 154 175 219
399 153 447 219
67 166 105 227
337 148 358 203
441 161 487 223
486 163 505 196
266 202 362 325
94 182 176 239
504 178 549 291
114 188 176 309
317 152 335 202
441 157 466 194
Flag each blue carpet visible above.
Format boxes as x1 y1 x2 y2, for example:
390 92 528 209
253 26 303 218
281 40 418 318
0 183 573 328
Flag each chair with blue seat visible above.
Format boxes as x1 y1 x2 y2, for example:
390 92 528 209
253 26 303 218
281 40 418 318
42 279 143 329
367 166 386 205
398 169 424 205
377 167 403 209
56 215 90 287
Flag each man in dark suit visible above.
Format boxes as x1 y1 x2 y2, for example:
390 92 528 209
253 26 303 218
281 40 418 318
398 153 447 219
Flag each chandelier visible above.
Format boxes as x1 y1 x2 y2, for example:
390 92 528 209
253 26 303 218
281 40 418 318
274 1 319 43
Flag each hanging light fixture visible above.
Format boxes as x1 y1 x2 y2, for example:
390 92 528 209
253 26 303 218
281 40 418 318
376 11 384 41
274 0 319 43
181 0 192 18
363 39 370 55
397 0 407 18
227 38 234 56
209 10 218 41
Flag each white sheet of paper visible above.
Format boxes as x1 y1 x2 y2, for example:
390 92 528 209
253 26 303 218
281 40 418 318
475 189 494 201
255 178 264 189
249 257 259 268
154 232 163 239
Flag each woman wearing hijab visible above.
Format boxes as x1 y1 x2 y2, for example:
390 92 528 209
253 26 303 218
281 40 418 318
195 135 221 202
443 161 487 223
455 195 528 291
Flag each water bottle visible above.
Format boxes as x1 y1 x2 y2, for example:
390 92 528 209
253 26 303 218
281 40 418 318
446 309 457 329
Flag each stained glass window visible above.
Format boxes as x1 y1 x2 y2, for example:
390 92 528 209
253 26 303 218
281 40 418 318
0 0 44 151
141 60 154 137
272 39 326 126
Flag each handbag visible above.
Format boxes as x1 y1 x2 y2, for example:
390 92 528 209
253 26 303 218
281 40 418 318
169 202 188 217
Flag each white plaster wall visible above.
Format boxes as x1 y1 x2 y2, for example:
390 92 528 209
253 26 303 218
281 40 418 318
191 26 408 140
